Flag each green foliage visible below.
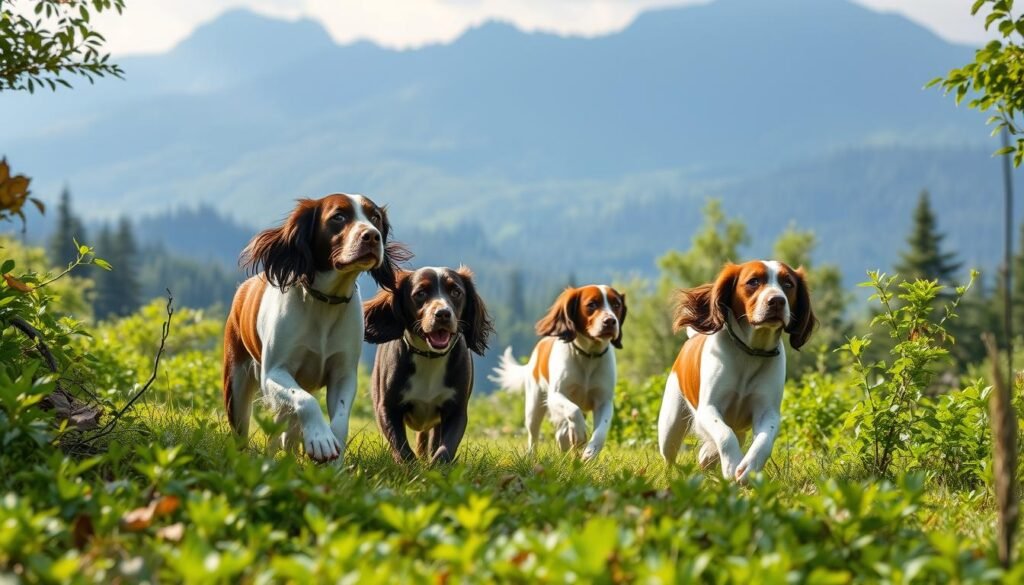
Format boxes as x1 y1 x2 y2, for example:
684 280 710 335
0 237 104 373
929 0 1024 166
78 299 223 404
0 0 125 93
840 270 980 479
610 375 664 448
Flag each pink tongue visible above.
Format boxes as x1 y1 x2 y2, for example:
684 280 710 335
426 331 451 349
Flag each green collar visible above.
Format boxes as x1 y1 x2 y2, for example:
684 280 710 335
571 341 610 359
302 284 354 305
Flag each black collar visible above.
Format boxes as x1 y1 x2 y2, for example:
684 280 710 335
571 341 610 359
302 283 354 305
724 315 781 358
404 333 460 359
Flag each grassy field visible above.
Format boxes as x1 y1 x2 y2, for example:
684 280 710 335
3 375 1018 584
1 266 1021 583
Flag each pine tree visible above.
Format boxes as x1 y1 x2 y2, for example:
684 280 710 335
113 217 141 316
507 269 526 316
91 218 142 319
92 224 118 319
47 187 87 267
895 190 962 287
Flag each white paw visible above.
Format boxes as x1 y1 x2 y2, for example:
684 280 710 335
734 456 762 484
698 442 719 469
720 457 738 480
581 445 601 461
304 427 341 463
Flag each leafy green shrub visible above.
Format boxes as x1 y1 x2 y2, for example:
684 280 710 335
840 271 983 480
780 371 856 454
611 375 664 448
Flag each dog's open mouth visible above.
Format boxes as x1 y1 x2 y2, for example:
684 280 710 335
424 330 452 350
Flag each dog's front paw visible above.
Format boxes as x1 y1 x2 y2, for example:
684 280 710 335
720 456 738 481
581 444 602 461
304 427 341 463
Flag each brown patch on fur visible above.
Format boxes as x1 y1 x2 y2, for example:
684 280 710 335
673 334 707 408
533 337 555 383
223 276 267 428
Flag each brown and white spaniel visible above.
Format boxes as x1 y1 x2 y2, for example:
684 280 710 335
223 193 408 464
658 260 816 482
491 285 627 461
362 266 494 464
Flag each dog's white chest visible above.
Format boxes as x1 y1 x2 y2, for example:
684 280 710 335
402 357 455 431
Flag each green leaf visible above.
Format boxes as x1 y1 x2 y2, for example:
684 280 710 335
93 258 112 271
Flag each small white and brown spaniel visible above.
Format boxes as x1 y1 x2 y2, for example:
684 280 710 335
223 193 407 464
363 266 494 464
491 285 627 461
658 260 816 482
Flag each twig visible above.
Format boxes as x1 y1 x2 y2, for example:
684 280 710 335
9 316 59 374
982 332 1018 569
84 290 174 443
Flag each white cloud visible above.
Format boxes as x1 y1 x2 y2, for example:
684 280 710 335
90 0 993 56
854 0 996 45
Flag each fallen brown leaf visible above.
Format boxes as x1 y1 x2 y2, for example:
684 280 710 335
3 273 33 293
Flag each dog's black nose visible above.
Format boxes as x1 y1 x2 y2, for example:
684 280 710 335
361 229 381 243
603 316 617 327
767 296 785 309
435 308 452 321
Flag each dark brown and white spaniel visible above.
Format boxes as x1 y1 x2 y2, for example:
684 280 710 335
363 266 494 464
223 193 408 464
491 285 627 461
658 260 816 482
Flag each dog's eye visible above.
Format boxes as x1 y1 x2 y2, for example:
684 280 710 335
783 280 794 289
450 288 463 299
331 211 347 222
746 278 760 287
610 300 620 309
586 301 599 311
370 210 382 225
413 290 428 301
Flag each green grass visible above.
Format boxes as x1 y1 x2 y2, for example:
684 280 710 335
3 386 1015 584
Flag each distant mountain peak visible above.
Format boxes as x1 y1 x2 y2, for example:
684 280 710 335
174 8 335 56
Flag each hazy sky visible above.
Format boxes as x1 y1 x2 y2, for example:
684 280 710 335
91 0 991 55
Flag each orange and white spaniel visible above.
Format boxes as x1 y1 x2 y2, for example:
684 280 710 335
658 261 816 482
491 285 627 461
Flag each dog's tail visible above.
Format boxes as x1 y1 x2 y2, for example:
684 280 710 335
489 346 528 393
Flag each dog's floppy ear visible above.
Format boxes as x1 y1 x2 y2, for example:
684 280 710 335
363 270 410 343
369 205 413 292
456 266 494 356
611 289 627 349
672 263 739 335
786 266 817 350
535 287 581 343
240 199 319 289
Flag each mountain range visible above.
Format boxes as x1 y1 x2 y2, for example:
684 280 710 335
1 0 1019 289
